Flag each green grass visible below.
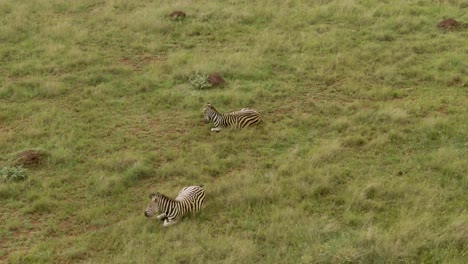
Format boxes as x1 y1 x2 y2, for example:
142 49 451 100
1 0 467 263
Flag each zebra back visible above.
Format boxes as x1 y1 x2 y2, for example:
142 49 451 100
204 103 261 129
223 110 261 128
175 185 206 212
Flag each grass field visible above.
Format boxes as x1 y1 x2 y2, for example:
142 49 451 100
0 0 467 263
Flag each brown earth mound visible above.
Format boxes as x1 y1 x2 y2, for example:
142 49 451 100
207 73 225 86
169 11 186 19
437 19 461 31
15 150 47 167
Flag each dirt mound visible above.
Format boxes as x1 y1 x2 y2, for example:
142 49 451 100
207 73 225 86
14 150 47 167
437 19 461 31
169 11 186 19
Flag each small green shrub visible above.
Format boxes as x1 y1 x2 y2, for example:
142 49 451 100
188 72 212 90
0 166 28 182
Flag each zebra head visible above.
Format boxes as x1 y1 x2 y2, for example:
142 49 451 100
203 103 215 123
144 193 162 218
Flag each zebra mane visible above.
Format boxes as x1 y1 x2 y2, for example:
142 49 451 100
206 103 219 112
150 192 174 202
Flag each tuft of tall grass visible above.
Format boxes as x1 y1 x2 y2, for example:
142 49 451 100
23 198 55 215
122 162 154 187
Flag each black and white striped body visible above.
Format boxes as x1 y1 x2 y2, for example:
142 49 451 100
145 186 205 226
204 103 261 132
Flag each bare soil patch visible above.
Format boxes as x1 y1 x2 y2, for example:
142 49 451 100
169 11 186 19
207 73 225 86
14 150 47 167
437 19 461 31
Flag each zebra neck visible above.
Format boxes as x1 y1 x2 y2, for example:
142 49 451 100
211 111 225 126
158 197 179 210
211 110 222 119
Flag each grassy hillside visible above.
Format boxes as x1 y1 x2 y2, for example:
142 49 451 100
1 0 467 263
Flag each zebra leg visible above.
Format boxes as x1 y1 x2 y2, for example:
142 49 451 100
211 127 222 132
156 213 167 220
163 219 178 227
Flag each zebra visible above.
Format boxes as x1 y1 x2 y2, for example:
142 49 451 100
144 185 206 227
203 103 262 132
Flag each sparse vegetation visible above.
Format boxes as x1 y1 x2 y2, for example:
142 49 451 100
0 0 467 263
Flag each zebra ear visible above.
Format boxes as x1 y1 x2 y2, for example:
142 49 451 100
149 193 156 199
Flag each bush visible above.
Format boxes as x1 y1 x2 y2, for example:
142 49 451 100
188 72 212 90
0 166 28 182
